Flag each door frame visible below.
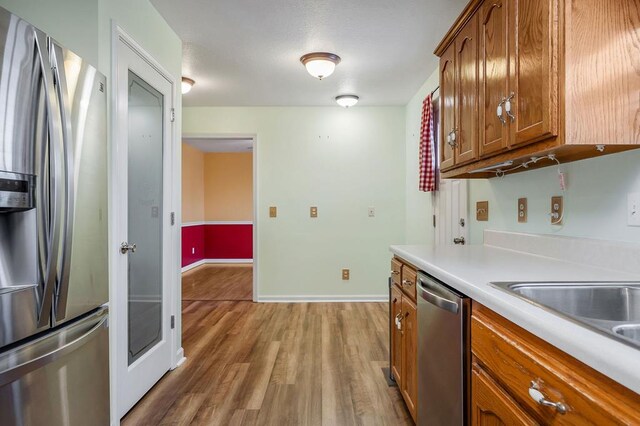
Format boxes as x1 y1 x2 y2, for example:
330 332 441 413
109 24 182 423
181 132 259 302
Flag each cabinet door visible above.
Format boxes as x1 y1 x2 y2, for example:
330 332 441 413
401 296 418 422
508 0 558 147
455 13 479 165
390 285 403 387
472 364 537 426
479 0 510 157
439 42 456 170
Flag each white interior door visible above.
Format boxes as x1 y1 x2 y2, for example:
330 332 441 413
114 36 174 419
434 179 468 246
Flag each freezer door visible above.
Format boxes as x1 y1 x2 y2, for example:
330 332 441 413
0 307 110 426
50 42 108 325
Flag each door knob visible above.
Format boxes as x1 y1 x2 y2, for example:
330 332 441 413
453 237 465 245
120 242 137 254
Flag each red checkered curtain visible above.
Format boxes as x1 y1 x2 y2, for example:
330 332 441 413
419 94 437 192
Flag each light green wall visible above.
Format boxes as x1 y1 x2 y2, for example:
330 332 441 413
405 68 439 245
468 150 640 244
184 107 406 298
407 69 640 246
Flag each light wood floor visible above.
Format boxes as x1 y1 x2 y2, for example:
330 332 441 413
122 301 413 425
182 264 253 301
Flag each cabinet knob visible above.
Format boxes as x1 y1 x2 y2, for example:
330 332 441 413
390 270 400 275
528 381 567 414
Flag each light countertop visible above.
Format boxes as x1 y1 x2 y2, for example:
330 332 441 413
389 243 640 395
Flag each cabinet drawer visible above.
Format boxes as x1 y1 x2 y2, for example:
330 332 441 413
390 258 402 287
472 304 640 425
400 265 417 301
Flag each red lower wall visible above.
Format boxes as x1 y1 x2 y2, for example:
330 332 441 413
181 225 205 267
182 223 253 267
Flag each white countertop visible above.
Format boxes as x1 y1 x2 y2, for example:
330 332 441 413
389 243 640 395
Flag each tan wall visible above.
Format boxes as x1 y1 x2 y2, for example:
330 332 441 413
181 143 205 222
204 152 253 221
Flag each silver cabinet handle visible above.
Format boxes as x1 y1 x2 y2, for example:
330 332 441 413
505 92 516 122
528 382 567 414
497 97 507 125
447 128 458 147
390 270 400 275
120 242 137 254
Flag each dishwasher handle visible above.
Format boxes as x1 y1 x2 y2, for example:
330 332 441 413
417 278 460 314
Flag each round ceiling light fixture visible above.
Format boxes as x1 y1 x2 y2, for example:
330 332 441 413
335 94 359 108
181 77 195 94
300 52 341 80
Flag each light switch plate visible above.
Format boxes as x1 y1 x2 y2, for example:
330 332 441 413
368 207 375 217
269 206 277 218
476 201 489 221
518 198 527 223
628 192 640 227
310 206 318 218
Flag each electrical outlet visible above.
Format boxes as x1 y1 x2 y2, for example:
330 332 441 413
342 269 350 280
310 206 318 218
628 192 640 227
191 247 195 255
269 206 277 218
518 198 527 223
551 196 563 225
476 201 489 221
368 207 375 217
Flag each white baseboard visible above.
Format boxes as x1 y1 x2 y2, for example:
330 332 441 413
257 295 388 303
181 258 253 273
172 347 186 370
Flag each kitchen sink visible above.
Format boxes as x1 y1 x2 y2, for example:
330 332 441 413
491 282 640 349
614 324 640 341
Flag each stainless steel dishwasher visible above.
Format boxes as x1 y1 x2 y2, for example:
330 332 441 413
417 271 470 425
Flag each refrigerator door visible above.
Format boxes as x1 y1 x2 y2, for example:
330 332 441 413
50 42 108 325
0 7 65 348
0 307 110 426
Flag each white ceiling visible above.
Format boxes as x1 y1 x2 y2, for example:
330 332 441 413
151 0 468 107
184 138 254 153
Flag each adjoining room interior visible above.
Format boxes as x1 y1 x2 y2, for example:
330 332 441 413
181 137 254 302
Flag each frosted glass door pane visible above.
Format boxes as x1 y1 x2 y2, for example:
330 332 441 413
127 70 164 365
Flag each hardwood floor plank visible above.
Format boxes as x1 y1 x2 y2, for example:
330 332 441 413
182 264 252 301
123 300 413 425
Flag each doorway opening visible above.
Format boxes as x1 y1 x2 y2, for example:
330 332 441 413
181 136 256 302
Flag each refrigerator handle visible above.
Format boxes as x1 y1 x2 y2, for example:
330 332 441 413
34 30 64 328
50 42 75 322
0 312 108 387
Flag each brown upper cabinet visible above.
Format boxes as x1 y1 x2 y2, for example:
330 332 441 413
439 12 480 169
435 0 640 178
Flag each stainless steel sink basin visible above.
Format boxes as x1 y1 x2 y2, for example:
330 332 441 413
492 282 640 349
614 324 640 341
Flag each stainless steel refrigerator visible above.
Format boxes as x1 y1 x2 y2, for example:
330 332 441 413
0 6 109 425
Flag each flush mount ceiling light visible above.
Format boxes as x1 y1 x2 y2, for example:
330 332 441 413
300 52 341 80
181 77 195 94
335 94 359 108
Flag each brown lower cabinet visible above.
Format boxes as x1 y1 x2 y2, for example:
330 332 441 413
472 302 640 425
391 257 640 425
390 258 418 423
